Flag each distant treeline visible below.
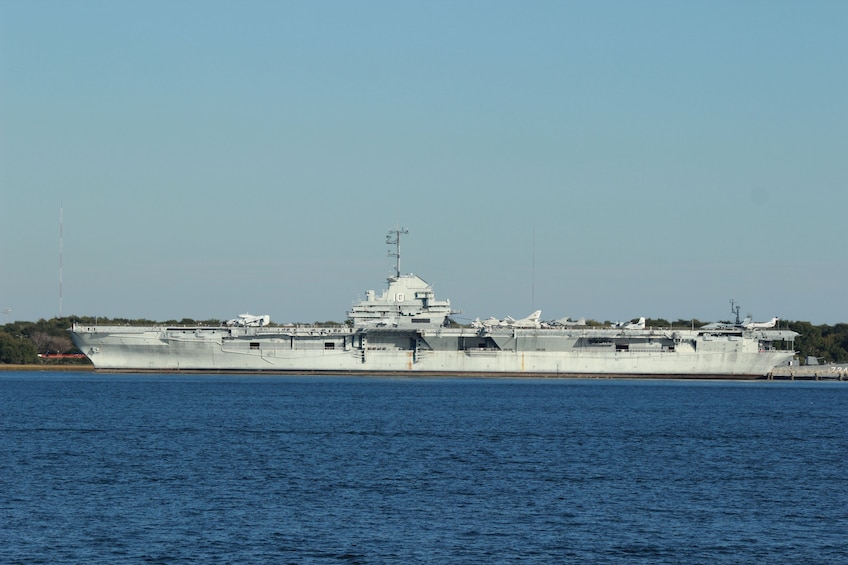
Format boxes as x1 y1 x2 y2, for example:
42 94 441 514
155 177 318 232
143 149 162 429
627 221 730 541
1 316 847 365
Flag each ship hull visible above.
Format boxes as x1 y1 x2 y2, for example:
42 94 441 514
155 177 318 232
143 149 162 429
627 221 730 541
71 325 795 378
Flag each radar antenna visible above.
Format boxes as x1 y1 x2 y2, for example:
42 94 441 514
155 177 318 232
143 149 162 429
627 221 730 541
386 226 408 278
730 298 741 325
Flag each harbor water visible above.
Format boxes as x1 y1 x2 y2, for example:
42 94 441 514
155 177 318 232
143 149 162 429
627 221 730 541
1 373 846 563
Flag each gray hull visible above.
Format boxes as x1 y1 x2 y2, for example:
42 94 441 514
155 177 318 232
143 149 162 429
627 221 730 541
71 324 796 378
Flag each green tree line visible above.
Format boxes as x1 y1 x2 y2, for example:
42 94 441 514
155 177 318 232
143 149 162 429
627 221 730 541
2 316 847 366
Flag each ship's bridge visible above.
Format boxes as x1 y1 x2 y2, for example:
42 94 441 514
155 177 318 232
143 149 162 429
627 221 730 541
348 273 456 328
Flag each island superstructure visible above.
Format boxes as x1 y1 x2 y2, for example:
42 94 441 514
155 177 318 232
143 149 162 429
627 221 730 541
71 229 797 377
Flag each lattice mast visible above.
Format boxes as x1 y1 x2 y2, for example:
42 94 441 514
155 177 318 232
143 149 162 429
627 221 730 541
386 226 408 278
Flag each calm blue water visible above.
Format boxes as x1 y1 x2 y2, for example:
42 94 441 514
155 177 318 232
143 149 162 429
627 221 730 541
1 373 846 564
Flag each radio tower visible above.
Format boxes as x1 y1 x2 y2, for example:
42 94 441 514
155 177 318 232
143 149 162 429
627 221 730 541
59 205 63 317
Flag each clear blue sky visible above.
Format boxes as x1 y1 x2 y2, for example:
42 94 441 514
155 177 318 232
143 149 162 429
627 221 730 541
1 1 846 325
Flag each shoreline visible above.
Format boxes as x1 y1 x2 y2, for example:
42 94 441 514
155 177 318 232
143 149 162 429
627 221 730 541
0 364 94 372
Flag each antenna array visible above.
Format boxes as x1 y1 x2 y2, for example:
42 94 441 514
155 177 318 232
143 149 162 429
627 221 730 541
386 227 408 278
59 205 63 317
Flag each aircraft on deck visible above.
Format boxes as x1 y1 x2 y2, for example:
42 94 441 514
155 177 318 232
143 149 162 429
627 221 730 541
472 310 542 329
543 316 587 328
611 317 646 330
225 313 271 327
505 310 542 328
700 300 779 331
744 316 779 329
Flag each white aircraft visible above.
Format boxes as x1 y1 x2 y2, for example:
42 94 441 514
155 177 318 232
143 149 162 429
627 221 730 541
472 310 542 329
225 313 271 327
471 316 502 329
744 316 779 329
544 316 587 328
702 315 753 330
504 310 542 329
612 317 646 330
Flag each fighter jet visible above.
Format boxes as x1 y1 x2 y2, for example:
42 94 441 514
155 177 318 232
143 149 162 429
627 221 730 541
472 310 542 329
225 313 271 327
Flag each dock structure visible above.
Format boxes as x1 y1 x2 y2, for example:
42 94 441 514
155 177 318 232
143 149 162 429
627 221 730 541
768 363 848 381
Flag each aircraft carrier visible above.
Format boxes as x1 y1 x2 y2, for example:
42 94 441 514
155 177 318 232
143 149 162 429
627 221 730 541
71 229 798 378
